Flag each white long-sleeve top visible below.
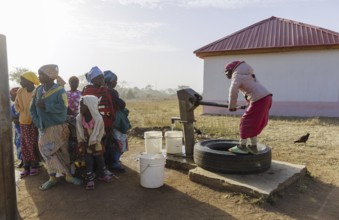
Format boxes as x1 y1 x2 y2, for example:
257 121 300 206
228 62 271 109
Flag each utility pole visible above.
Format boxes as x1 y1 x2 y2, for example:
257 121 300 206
0 34 18 220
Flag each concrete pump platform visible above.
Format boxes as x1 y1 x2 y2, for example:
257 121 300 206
188 160 307 198
165 153 197 172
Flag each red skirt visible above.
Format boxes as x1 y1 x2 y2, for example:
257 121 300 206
240 95 272 139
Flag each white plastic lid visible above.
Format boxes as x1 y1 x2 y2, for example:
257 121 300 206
144 131 163 138
165 131 183 138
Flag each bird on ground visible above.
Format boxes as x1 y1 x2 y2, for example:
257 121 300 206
294 133 310 144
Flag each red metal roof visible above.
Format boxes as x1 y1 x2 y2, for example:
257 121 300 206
194 16 339 58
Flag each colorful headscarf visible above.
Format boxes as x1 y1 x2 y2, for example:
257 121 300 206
88 66 104 82
10 87 20 96
104 70 117 83
39 64 59 79
57 76 66 86
84 72 91 83
225 61 243 73
38 64 66 86
21 71 40 85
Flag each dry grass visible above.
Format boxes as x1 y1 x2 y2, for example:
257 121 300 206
127 98 339 184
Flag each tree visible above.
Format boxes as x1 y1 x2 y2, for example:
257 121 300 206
9 67 31 84
126 89 136 99
144 85 153 91
77 74 88 91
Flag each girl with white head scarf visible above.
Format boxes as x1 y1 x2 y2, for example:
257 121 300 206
76 95 113 190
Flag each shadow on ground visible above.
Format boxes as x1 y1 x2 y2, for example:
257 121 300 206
16 161 235 219
260 175 339 220
16 139 339 220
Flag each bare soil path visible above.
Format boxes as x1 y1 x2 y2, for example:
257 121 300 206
16 136 339 220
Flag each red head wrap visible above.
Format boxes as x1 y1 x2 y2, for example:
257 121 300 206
10 87 20 96
225 61 243 72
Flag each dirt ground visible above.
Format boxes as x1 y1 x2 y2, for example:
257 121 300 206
16 133 339 220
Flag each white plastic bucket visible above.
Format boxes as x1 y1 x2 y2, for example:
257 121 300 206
165 131 183 154
139 153 166 188
144 131 163 154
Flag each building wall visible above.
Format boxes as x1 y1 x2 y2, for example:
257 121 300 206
202 49 339 117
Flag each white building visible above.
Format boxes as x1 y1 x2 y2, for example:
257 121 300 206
194 16 339 117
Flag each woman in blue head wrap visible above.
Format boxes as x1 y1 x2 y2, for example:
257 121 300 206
104 70 117 88
82 67 116 173
104 70 130 172
104 70 126 110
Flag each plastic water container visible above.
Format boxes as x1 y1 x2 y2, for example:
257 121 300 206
144 131 163 154
165 131 183 154
139 153 166 188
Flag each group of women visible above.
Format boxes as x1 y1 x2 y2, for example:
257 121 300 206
11 64 130 190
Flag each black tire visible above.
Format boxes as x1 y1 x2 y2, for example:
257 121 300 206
194 139 271 174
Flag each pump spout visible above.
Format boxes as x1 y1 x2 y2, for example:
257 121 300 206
171 117 181 124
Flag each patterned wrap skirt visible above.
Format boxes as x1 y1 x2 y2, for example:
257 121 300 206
20 123 40 163
38 123 71 175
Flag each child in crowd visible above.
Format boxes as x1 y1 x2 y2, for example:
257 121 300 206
10 87 22 168
104 70 131 172
66 76 83 169
82 66 116 168
15 72 41 177
66 76 82 119
76 95 113 190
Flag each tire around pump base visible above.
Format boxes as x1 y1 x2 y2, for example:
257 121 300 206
193 139 271 174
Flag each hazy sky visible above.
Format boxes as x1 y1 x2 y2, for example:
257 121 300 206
1 0 339 92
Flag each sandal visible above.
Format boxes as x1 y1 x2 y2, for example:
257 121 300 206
111 166 126 173
247 145 258 155
104 169 114 176
98 175 113 183
66 176 83 185
229 145 249 154
39 180 58 191
30 168 39 176
16 161 23 168
20 170 30 178
86 180 95 190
